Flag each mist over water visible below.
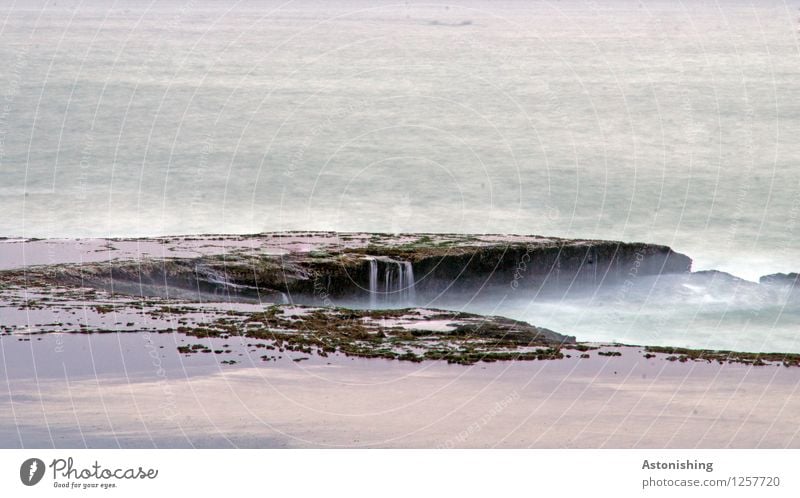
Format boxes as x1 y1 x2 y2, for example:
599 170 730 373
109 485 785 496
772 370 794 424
331 265 800 353
433 274 800 354
2 0 800 349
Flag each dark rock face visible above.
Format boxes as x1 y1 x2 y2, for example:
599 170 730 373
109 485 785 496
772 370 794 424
760 273 800 286
31 234 692 305
277 240 692 303
407 241 691 295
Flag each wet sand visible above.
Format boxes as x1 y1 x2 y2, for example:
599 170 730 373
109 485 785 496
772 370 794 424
2 333 799 448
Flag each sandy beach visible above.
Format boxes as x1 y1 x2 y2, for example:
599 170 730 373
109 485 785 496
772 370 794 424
2 332 799 448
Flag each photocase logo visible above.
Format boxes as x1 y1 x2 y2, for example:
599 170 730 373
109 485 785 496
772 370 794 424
20 458 45 486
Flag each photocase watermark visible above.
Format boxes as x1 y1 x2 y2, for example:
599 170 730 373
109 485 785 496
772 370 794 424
510 243 564 290
187 133 215 218
510 244 540 290
141 331 179 422
20 458 46 486
608 249 652 325
438 391 520 448
312 271 336 308
0 42 30 164
19 456 159 489
75 131 95 203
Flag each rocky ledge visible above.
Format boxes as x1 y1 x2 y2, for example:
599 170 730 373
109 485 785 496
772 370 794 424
0 232 692 305
759 273 800 287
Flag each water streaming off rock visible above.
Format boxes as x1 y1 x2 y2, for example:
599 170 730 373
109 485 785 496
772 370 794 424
367 257 416 307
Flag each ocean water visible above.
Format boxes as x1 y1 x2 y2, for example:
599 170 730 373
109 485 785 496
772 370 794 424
1 0 799 284
430 273 800 354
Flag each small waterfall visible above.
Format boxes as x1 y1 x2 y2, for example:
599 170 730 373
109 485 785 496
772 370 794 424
555 255 561 286
196 265 240 295
368 258 378 308
194 264 260 298
196 266 230 289
385 265 393 297
364 257 416 307
404 261 416 303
